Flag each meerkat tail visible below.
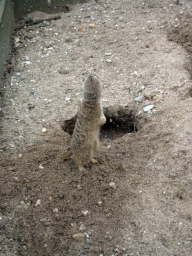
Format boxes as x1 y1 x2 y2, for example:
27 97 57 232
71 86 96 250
62 150 73 160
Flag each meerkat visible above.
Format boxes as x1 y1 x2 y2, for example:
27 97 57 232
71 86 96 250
62 75 106 171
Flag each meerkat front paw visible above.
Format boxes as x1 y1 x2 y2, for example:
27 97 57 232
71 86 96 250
100 114 106 125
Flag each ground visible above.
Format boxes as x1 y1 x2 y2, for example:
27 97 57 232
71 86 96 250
1 0 192 255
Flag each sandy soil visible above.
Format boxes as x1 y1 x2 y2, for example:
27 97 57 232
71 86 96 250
1 0 192 255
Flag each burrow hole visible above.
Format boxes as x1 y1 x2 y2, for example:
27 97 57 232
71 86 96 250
61 105 142 141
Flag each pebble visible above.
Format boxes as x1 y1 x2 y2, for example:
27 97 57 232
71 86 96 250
134 95 145 103
40 218 46 222
42 128 47 132
21 61 31 66
73 233 86 242
65 97 71 102
53 208 58 213
77 185 82 190
109 182 116 189
15 37 20 44
39 164 44 169
82 210 89 216
58 68 70 74
89 24 96 28
25 33 33 39
106 59 112 63
105 53 112 56
79 223 86 231
119 16 123 21
35 199 41 207
78 27 84 32
98 201 102 206
143 105 154 112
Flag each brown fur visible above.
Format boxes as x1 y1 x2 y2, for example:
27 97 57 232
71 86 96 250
62 75 106 170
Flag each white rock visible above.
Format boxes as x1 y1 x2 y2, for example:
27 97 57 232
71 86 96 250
65 97 71 102
134 96 145 103
15 37 20 43
35 199 41 207
21 61 31 66
72 233 85 242
79 223 86 231
82 210 89 216
53 208 58 213
42 128 47 132
143 105 154 112
106 59 112 63
109 182 116 189
105 53 112 56
39 164 44 169
98 201 102 206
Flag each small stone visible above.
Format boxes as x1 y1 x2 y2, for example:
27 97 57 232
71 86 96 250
134 95 145 103
105 53 112 56
119 16 123 21
42 128 46 132
65 97 71 102
25 32 33 39
89 24 96 28
53 208 58 213
58 68 70 74
40 218 46 222
35 199 41 207
78 27 84 32
79 223 86 231
73 233 86 242
109 182 116 189
98 201 102 206
12 177 19 181
21 61 31 66
106 59 112 63
143 105 154 112
77 185 82 190
82 210 89 216
15 37 20 44
39 28 45 33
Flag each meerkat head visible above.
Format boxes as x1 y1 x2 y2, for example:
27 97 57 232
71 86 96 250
83 75 102 101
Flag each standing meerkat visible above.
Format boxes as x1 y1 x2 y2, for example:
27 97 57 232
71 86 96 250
62 75 106 171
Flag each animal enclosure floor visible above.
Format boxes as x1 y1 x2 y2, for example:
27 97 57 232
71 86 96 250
1 0 192 255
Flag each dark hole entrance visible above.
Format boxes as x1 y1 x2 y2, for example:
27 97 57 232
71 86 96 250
61 105 140 141
100 105 138 140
